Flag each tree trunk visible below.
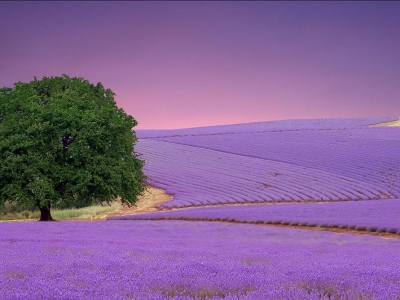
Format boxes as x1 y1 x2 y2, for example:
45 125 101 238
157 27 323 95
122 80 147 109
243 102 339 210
37 203 55 221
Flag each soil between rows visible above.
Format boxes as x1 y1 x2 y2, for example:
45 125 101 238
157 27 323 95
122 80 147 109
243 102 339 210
89 187 399 239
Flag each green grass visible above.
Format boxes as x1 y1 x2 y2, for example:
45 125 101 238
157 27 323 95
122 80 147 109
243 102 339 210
0 210 40 221
0 202 122 221
51 202 122 220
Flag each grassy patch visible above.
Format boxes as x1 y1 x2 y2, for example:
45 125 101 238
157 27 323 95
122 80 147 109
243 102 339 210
0 211 40 221
51 202 122 220
0 202 122 221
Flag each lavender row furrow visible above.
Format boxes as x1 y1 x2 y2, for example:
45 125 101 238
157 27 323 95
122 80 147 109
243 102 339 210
149 129 398 178
135 117 397 139
142 125 400 199
140 134 390 197
145 129 396 190
113 198 400 234
137 139 393 207
141 140 387 196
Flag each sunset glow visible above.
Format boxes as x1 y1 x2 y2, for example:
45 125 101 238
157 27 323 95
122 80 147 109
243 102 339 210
1 1 399 129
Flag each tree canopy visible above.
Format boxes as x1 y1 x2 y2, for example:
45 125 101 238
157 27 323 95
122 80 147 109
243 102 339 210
0 74 146 220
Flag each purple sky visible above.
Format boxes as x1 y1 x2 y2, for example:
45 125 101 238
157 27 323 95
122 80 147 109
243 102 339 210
1 2 399 129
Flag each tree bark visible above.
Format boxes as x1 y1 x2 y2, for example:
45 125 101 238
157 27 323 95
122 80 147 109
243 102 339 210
37 202 55 221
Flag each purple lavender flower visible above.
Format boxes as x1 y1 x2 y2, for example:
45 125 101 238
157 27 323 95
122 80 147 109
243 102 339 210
1 220 400 299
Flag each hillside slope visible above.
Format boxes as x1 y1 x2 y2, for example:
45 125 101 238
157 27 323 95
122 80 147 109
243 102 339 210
135 117 400 208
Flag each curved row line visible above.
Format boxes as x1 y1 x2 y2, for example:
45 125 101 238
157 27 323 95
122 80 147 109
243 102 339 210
110 198 400 235
146 128 400 198
135 117 396 139
137 139 395 208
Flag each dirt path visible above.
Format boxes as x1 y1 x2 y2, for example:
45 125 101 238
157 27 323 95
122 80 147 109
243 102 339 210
371 117 400 127
95 185 173 220
59 184 399 239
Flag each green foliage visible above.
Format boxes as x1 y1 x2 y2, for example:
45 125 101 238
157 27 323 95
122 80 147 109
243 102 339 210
0 74 146 212
0 201 5 214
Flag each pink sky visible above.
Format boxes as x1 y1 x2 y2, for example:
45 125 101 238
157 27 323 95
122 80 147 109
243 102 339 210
1 2 399 129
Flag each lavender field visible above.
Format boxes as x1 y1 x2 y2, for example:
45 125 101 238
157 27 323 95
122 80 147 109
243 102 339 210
2 117 400 299
2 221 400 299
113 198 400 234
135 117 400 208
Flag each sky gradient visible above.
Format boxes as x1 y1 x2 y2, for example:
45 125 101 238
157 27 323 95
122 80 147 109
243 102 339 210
1 2 399 129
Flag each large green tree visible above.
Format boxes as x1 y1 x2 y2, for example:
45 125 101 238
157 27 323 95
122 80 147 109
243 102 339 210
0 74 146 221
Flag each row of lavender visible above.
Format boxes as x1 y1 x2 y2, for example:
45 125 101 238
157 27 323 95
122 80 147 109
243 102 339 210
144 127 400 197
2 221 400 299
135 117 400 209
135 126 399 208
111 198 400 234
138 139 393 208
136 116 396 139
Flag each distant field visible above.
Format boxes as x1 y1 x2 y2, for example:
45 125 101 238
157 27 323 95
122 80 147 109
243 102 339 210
135 117 400 209
113 117 400 236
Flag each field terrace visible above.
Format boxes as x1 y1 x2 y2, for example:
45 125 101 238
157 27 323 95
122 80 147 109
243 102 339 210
112 117 400 237
113 198 400 235
134 117 400 209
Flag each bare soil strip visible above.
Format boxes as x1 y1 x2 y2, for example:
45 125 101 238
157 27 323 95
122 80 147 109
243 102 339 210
99 187 400 238
370 117 400 127
62 184 397 239
95 185 173 220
